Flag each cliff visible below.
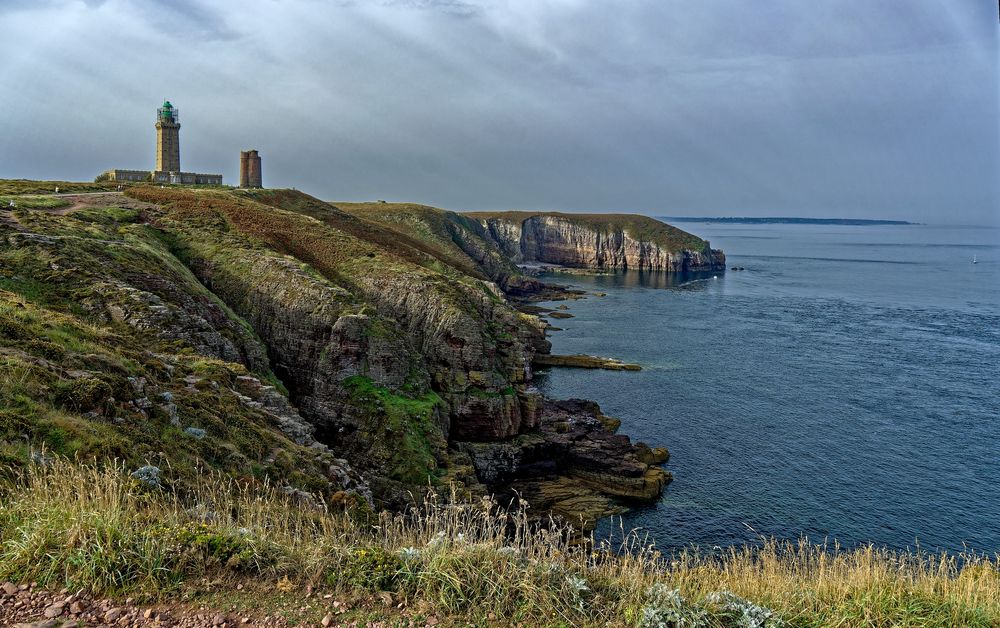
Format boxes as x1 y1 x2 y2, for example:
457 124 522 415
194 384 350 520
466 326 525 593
0 183 678 529
466 211 726 272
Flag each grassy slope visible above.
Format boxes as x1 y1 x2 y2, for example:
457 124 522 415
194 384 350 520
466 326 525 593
133 188 491 310
123 187 534 492
466 210 710 252
333 200 526 286
238 191 486 280
0 196 358 496
1 459 997 627
0 179 128 195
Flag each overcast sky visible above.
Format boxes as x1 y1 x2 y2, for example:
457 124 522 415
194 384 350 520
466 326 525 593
1 1 997 223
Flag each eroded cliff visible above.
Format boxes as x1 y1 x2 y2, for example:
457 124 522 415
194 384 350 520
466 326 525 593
467 211 726 272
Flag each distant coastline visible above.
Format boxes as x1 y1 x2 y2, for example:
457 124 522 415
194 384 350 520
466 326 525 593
661 216 916 226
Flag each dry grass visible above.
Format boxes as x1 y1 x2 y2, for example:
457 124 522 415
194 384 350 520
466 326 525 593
1 458 997 626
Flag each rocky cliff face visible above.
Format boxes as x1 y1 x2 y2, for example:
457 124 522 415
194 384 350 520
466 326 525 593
0 199 370 505
2 185 681 529
471 213 726 272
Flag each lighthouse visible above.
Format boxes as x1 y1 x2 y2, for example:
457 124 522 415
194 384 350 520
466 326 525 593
155 100 181 173
98 100 223 185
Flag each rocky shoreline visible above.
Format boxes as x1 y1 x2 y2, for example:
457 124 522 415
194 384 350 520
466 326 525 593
456 398 669 531
486 276 666 530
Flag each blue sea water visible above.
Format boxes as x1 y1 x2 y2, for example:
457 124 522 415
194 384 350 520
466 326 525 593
533 222 1000 554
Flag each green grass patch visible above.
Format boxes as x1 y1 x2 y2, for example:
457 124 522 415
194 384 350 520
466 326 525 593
0 195 70 209
0 179 126 195
342 375 445 485
71 206 140 224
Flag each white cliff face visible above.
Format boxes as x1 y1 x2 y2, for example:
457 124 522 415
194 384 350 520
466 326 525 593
477 215 726 271
483 218 525 262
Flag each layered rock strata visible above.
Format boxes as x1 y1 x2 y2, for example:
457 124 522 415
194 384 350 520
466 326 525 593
467 212 726 272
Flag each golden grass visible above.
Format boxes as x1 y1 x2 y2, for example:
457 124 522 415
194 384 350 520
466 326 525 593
1 458 997 626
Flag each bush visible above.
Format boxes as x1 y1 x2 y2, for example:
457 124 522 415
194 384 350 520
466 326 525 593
156 522 268 572
330 547 404 591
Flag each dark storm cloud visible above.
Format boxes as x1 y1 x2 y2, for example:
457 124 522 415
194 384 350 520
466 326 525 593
1 0 996 224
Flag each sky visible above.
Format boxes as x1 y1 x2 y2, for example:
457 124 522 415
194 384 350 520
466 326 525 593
1 0 997 224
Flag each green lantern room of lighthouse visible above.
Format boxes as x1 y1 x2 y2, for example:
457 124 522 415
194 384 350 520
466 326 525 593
157 100 177 123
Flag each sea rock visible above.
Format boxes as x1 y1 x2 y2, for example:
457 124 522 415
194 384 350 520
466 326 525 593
533 354 641 371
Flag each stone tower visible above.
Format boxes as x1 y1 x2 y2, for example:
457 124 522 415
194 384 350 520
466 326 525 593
239 150 262 188
155 101 181 173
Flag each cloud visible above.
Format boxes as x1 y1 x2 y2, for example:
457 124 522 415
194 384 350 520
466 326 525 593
0 0 996 224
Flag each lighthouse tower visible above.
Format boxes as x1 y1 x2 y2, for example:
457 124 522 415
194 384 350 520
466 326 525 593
155 101 181 173
98 100 222 185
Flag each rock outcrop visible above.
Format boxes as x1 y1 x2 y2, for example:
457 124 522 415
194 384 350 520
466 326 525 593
456 398 670 530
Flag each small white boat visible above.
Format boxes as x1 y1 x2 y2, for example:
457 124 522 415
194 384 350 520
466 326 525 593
973 255 978 264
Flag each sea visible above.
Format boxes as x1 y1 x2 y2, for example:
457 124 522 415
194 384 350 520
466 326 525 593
533 221 1000 554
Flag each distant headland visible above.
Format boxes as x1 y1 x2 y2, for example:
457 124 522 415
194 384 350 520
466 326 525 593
661 216 917 226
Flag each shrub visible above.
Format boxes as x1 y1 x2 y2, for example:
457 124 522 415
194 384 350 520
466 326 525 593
329 546 404 591
156 522 268 572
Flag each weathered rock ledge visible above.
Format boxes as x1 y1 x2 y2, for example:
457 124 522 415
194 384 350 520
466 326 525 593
456 399 669 531
533 354 642 371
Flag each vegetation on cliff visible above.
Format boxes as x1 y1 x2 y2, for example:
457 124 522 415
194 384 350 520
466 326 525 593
0 200 359 499
0 179 129 196
332 200 532 292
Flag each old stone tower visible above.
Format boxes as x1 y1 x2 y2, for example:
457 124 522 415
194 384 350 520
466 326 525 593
155 101 181 173
239 150 262 188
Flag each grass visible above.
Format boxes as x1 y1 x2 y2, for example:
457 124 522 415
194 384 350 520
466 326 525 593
0 179 127 195
0 195 70 210
248 191 499 283
0 458 997 627
334 200 526 286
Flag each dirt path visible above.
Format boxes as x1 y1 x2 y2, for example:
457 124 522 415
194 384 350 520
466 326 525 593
0 210 25 231
0 581 289 627
50 192 128 215
0 580 438 628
